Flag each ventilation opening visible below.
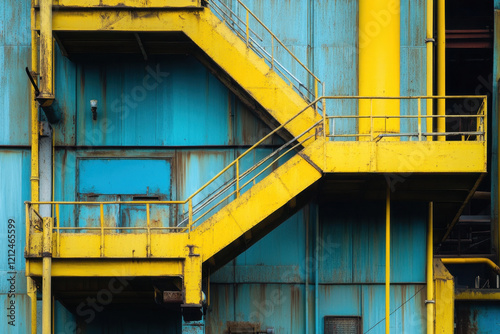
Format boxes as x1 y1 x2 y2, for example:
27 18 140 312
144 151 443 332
133 196 160 201
324 316 362 334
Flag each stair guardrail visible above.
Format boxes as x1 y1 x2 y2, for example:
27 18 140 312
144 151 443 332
25 95 487 258
206 0 323 104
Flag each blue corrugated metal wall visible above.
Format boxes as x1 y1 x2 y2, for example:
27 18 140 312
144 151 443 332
0 0 432 333
0 0 33 332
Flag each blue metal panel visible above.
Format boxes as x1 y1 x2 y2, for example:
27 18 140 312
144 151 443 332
400 0 427 139
314 0 359 140
78 159 171 195
456 302 500 333
0 150 31 332
0 0 31 145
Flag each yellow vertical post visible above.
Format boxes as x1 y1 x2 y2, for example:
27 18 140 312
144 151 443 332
146 203 151 257
359 0 400 140
236 159 240 197
437 0 446 140
427 202 435 334
39 0 53 100
29 6 40 331
55 204 60 257
100 204 104 257
42 217 53 334
418 98 422 141
245 10 249 46
426 0 434 141
385 186 391 334
27 278 37 334
188 199 193 235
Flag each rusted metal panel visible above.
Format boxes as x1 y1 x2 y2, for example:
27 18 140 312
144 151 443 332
456 302 500 334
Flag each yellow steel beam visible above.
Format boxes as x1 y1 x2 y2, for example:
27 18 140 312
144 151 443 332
359 0 400 140
53 0 202 7
27 232 189 258
437 0 446 140
434 259 454 333
27 259 183 277
34 9 322 143
323 141 486 173
455 290 500 301
193 145 323 261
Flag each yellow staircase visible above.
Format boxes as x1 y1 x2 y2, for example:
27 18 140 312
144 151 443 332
26 0 488 330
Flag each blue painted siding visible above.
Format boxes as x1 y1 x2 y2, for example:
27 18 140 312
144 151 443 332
456 302 500 333
0 150 31 333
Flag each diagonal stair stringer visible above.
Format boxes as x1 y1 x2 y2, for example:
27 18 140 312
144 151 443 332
191 139 325 271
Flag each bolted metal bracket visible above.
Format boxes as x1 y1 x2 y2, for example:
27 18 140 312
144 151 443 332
39 121 52 137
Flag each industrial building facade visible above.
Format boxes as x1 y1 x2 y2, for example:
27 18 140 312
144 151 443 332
0 0 498 333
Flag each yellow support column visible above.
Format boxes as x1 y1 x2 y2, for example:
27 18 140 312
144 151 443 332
359 0 400 140
434 259 454 333
437 0 446 140
39 0 54 101
42 217 53 334
427 203 435 334
29 5 39 333
426 0 434 140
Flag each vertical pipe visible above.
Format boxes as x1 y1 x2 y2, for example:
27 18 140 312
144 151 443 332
315 203 319 333
359 0 400 140
42 218 52 334
427 202 435 334
30 4 39 333
426 0 434 141
385 186 391 334
305 206 309 334
437 0 446 140
27 278 37 334
39 0 53 99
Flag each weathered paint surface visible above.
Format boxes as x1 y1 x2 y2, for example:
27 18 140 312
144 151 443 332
456 302 500 334
3 0 435 333
0 150 31 333
0 0 31 145
208 202 427 333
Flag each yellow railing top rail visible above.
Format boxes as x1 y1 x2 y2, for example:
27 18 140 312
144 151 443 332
26 95 487 234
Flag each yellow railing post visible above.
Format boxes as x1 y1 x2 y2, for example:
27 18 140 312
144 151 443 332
188 199 193 235
370 99 374 141
56 204 60 257
271 37 274 69
42 217 53 334
236 159 240 197
100 204 104 257
418 98 422 141
245 10 249 46
314 80 318 101
147 203 151 257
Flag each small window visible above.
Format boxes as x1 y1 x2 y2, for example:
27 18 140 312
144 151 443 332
324 316 362 334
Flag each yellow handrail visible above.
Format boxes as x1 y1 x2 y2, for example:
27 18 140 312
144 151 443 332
207 0 322 100
26 95 487 238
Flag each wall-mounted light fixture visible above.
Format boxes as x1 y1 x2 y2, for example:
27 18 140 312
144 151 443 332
90 100 98 121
